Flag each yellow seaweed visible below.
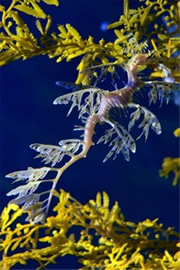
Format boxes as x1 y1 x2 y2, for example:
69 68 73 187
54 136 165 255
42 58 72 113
160 129 180 186
0 190 179 270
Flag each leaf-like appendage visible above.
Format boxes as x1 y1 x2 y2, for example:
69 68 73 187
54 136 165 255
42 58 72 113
9 193 39 207
30 140 83 166
137 109 161 140
128 106 142 131
6 167 57 223
117 124 136 153
98 121 136 162
30 143 66 167
58 139 83 153
146 81 179 106
55 81 84 90
53 92 73 105
128 103 161 140
6 167 51 183
148 85 158 105
6 181 41 197
97 128 115 145
94 67 108 86
53 87 101 118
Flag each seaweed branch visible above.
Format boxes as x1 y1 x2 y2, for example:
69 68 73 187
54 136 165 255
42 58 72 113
0 190 179 270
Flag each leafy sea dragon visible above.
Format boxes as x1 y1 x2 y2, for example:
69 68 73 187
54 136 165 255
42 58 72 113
6 54 179 223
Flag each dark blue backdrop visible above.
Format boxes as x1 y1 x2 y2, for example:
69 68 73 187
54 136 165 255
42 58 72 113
0 0 179 269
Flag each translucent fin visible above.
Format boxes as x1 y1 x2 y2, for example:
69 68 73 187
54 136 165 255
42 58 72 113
30 140 83 167
6 167 51 183
145 81 179 106
94 67 108 86
128 103 161 141
98 120 136 162
53 88 101 117
56 81 82 91
6 167 58 224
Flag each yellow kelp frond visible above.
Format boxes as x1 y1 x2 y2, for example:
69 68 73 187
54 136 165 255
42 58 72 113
174 128 180 137
150 37 180 81
107 0 179 80
1 0 59 18
0 204 23 233
160 128 180 186
14 2 46 19
160 157 180 186
0 189 179 269
0 0 60 65
0 0 126 82
1 0 179 84
108 0 179 41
